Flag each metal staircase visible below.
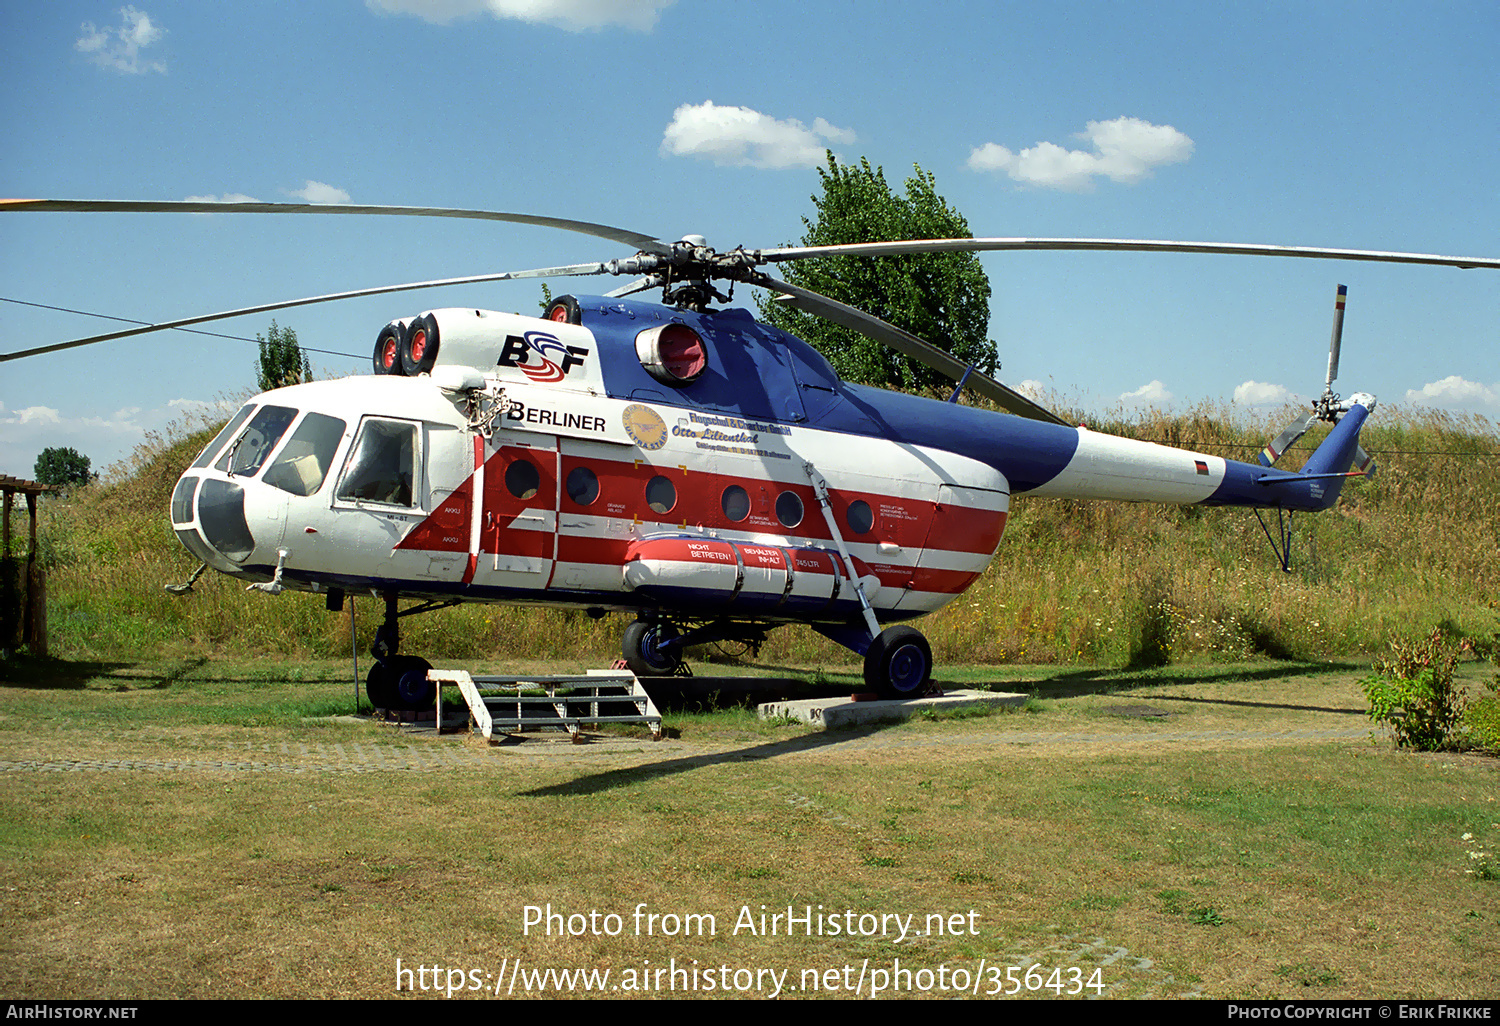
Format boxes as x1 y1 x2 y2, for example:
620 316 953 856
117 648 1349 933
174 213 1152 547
429 669 663 741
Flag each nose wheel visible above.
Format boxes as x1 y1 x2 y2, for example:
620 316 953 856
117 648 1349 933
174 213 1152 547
366 655 434 712
363 592 438 712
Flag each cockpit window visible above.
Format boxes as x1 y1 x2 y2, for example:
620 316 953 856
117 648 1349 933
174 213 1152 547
262 413 347 496
335 418 417 507
191 404 255 470
215 404 297 478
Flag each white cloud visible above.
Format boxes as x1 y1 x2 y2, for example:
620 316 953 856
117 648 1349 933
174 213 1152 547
1234 380 1299 406
1118 379 1175 406
969 117 1193 192
287 180 351 204
76 6 167 75
365 0 672 31
0 398 233 479
1403 375 1500 413
10 406 62 426
661 102 855 169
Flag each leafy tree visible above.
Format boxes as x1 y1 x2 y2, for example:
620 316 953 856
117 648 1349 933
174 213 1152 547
33 447 94 489
256 320 311 392
756 153 997 391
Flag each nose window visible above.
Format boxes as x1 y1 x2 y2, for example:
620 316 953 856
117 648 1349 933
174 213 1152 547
263 413 347 496
192 404 255 470
171 475 199 525
215 404 297 478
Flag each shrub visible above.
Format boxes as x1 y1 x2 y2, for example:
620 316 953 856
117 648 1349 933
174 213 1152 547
1360 627 1468 750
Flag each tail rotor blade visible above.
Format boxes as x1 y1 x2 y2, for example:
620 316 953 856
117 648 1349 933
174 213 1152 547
1259 412 1317 467
1326 284 1347 390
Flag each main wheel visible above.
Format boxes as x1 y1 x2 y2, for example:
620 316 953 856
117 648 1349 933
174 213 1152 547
863 626 932 699
621 620 682 676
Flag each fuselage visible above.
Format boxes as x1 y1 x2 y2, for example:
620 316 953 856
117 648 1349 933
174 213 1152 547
169 295 1368 626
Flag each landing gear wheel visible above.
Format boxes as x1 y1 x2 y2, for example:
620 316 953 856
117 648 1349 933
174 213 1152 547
391 656 435 710
366 661 397 710
622 620 682 677
366 656 434 711
863 625 932 699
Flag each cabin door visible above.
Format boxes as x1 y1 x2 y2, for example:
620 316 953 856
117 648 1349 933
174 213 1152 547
469 435 560 595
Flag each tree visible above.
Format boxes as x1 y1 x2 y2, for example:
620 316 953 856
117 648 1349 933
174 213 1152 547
755 153 997 391
256 320 311 392
33 447 94 489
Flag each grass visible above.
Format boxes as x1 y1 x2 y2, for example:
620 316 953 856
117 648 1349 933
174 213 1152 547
2 656 1497 1000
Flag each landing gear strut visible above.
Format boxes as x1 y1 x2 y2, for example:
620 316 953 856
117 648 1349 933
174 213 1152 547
362 592 455 712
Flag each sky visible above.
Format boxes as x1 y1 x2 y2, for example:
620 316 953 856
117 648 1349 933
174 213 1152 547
1 0 1496 479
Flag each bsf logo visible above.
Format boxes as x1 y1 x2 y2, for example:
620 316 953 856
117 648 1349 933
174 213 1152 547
497 330 590 383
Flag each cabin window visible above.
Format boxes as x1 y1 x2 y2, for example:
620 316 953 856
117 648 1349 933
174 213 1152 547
846 499 874 535
505 458 540 501
721 485 749 522
192 404 255 469
775 490 804 529
215 404 297 478
566 466 599 506
336 418 417 506
646 475 676 515
262 413 347 497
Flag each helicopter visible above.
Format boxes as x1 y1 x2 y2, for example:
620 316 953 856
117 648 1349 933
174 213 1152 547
3 199 1497 705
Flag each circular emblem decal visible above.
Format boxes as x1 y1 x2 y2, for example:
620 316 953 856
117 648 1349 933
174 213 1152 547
622 404 668 451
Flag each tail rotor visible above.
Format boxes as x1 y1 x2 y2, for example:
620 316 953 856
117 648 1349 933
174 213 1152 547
1258 284 1375 476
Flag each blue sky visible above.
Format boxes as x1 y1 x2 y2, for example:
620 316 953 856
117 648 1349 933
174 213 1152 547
2 1 1496 479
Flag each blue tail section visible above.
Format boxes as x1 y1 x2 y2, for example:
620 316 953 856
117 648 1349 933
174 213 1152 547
1208 397 1373 512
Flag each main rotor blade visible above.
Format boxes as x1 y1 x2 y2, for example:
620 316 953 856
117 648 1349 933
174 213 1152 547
754 238 1500 271
754 274 1067 425
0 199 671 256
0 263 611 363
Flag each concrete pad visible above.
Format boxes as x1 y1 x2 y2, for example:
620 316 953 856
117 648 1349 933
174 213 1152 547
758 689 1028 730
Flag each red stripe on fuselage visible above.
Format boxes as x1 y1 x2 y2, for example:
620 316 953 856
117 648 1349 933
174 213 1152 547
397 446 1006 586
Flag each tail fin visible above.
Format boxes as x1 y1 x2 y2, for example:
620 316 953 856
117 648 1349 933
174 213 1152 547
1296 393 1376 508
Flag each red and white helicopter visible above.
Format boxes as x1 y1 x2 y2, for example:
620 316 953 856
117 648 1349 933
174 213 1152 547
4 199 1497 705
